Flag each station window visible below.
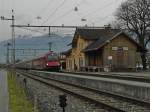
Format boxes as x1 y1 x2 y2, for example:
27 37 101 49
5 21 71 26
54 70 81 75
117 47 123 52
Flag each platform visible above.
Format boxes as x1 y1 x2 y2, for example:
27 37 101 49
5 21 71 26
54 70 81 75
0 70 9 112
63 71 150 77
30 70 150 103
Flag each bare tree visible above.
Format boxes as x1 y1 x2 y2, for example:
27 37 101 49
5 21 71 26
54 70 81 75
116 0 150 70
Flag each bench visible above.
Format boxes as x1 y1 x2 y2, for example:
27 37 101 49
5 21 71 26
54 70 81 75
80 66 104 72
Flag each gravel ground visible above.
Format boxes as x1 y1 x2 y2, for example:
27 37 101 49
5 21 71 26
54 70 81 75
16 74 107 112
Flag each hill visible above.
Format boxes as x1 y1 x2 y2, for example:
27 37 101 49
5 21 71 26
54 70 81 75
0 33 73 63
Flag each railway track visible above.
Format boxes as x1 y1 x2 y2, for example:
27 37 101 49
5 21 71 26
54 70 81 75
16 70 150 112
29 70 150 83
60 71 150 83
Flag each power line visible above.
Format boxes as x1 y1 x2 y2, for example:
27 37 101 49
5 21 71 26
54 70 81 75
49 0 92 25
16 25 75 37
82 0 117 18
15 43 48 46
36 0 55 17
87 0 120 26
31 0 67 35
41 0 68 25
29 0 55 24
12 24 105 29
49 9 74 25
49 0 84 24
67 0 117 24
9 48 49 50
16 27 46 34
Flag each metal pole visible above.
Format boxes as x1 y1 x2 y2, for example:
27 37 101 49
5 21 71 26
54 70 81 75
34 49 36 57
12 9 15 64
63 107 65 112
48 42 52 51
6 43 9 64
49 27 51 37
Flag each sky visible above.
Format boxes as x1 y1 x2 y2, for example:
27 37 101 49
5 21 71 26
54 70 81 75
0 0 126 42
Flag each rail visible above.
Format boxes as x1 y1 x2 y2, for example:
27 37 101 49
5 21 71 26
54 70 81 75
16 70 150 112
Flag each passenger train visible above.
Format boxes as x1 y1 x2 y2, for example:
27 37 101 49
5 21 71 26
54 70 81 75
15 51 60 71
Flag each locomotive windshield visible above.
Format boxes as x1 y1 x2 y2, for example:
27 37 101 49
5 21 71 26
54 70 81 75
47 54 58 61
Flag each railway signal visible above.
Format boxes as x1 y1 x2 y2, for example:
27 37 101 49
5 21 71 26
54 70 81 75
23 78 27 87
59 94 67 112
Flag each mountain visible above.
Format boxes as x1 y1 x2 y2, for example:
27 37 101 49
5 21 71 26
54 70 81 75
0 33 73 63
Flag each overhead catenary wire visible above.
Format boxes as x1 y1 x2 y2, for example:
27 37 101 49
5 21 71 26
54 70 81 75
35 0 55 17
91 0 121 26
15 0 120 39
49 8 74 25
31 0 68 36
82 0 118 18
48 0 85 24
16 27 46 34
67 0 118 25
41 0 68 25
16 25 73 38
29 0 55 25
86 2 119 26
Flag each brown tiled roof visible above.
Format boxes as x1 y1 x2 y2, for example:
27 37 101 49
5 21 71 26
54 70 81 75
76 28 120 40
83 32 141 52
72 28 120 47
72 28 141 52
83 37 110 52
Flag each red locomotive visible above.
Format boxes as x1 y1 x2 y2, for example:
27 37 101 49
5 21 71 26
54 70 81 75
15 51 60 71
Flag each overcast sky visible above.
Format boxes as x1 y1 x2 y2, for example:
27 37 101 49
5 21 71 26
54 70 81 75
0 0 126 42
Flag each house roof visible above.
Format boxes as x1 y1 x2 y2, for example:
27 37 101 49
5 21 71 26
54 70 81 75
83 36 110 52
72 28 120 46
83 32 141 52
61 48 72 55
75 28 120 40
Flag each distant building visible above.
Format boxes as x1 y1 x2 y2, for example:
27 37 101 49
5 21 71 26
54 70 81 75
65 28 141 72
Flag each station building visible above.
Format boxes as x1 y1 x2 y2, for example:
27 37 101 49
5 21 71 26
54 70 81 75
65 28 141 72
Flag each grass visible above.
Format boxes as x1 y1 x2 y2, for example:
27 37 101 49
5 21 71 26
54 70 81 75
8 71 34 112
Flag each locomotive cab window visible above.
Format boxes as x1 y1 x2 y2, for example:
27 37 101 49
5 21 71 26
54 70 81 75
47 54 58 61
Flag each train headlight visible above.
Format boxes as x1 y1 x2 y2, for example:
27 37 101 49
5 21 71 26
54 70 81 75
46 63 49 66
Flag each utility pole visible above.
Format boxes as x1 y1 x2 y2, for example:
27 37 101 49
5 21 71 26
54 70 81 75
48 42 52 51
49 26 51 37
12 10 15 64
1 9 15 64
4 43 11 64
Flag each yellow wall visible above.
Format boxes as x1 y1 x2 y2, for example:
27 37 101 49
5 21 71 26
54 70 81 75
66 33 139 71
66 35 94 71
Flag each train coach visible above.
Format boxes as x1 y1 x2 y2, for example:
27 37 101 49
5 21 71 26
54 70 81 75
15 51 60 71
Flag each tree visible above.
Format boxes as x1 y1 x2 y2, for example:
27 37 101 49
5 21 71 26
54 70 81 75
116 0 150 70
